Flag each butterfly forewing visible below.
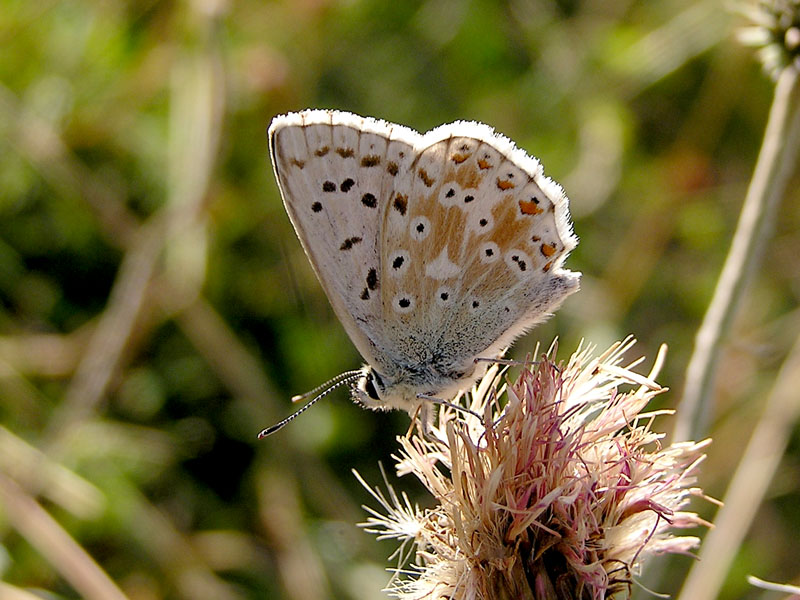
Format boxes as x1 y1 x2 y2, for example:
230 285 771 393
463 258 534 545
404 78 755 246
270 111 410 367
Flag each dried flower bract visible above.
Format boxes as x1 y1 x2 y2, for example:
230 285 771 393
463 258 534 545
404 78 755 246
358 338 711 599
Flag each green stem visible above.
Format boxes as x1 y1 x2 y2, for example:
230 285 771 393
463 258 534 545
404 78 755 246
674 65 800 442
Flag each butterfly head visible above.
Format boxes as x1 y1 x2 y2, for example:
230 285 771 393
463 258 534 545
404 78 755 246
353 366 437 414
353 366 393 410
352 357 491 416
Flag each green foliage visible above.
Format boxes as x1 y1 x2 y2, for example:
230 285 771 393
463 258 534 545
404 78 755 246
0 1 798 599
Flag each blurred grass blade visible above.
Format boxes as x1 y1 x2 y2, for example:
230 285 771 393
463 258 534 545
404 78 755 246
675 65 800 441
0 472 130 600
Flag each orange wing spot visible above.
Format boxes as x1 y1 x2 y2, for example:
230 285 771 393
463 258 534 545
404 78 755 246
315 146 330 157
452 153 470 164
519 199 543 215
541 243 557 257
531 235 541 242
290 158 305 169
335 147 354 158
497 178 515 190
477 158 492 170
543 261 553 272
419 169 435 187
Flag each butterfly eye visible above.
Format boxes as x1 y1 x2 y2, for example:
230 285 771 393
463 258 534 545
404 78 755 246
364 373 381 401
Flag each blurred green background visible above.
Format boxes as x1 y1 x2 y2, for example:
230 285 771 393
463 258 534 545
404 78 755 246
1 0 798 598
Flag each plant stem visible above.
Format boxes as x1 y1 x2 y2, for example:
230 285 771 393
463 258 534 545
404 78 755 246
677 326 800 600
674 65 800 442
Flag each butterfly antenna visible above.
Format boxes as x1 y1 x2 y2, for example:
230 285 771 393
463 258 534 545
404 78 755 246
290 369 364 402
258 373 362 438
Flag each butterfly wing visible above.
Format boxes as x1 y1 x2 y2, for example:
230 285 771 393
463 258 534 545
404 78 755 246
269 110 417 369
271 110 579 409
379 123 580 380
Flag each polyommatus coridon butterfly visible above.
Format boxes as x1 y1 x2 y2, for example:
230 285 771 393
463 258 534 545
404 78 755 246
261 110 579 436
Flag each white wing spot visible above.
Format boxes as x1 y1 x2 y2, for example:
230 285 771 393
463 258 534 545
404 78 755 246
479 241 500 263
468 212 493 233
505 249 532 276
439 183 462 208
410 216 431 241
435 286 454 306
393 293 415 314
425 246 460 280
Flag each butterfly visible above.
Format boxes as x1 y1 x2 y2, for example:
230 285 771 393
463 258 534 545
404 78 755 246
261 109 579 436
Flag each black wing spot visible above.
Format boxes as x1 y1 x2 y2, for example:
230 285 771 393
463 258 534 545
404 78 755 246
366 268 379 291
416 222 425 233
340 236 363 251
311 202 323 212
361 193 378 208
446 188 455 198
360 288 370 300
322 181 336 192
398 297 411 308
392 256 404 269
464 195 474 203
440 292 449 301
393 194 408 215
340 178 355 192
479 218 488 227
485 248 494 257
472 300 480 308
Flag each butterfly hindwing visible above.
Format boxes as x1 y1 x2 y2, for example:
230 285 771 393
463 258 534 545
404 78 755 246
380 124 578 377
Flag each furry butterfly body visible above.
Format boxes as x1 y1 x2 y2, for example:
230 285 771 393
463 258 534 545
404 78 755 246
268 109 579 423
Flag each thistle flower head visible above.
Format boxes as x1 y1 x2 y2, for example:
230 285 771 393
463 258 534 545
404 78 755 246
358 338 710 599
738 0 800 78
